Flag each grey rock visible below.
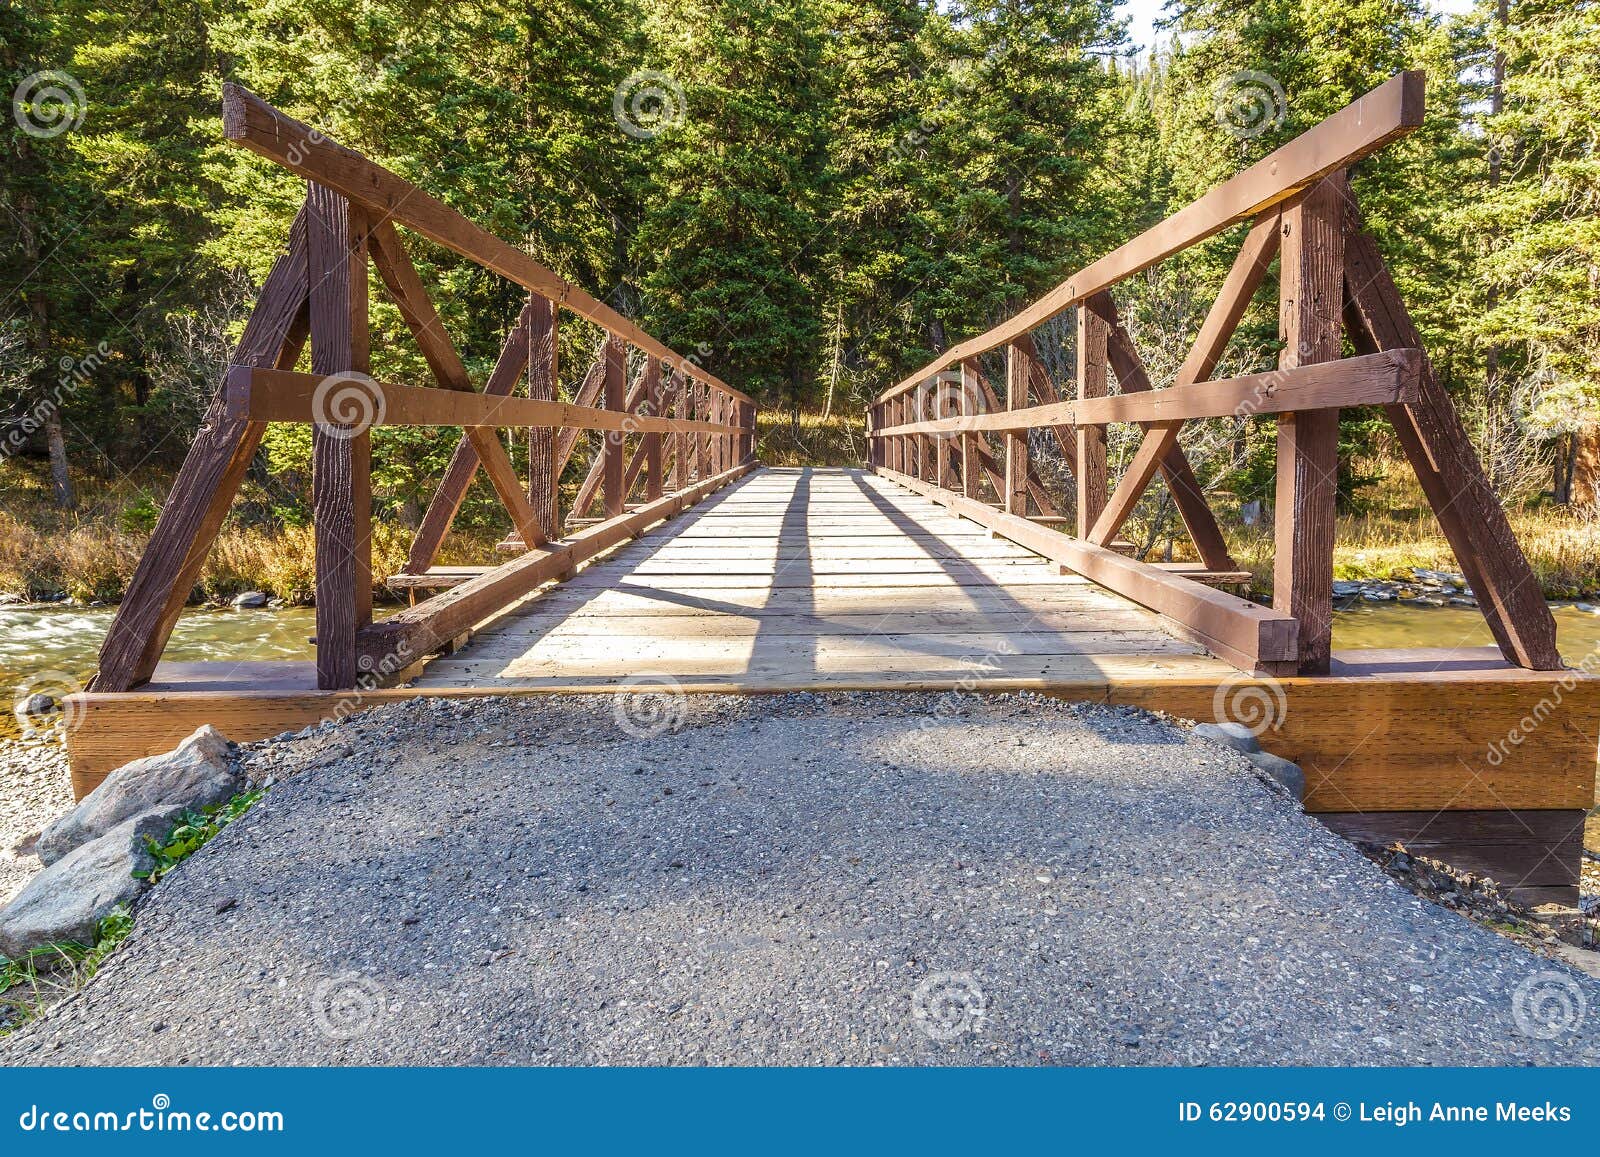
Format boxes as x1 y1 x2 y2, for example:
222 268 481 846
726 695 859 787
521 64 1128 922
230 591 269 609
36 726 240 866
1247 750 1305 802
18 693 57 717
1448 596 1479 608
0 812 168 958
1193 721 1261 754
1331 581 1364 597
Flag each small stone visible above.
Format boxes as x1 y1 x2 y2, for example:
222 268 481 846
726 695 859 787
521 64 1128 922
214 896 237 914
19 692 58 717
1119 1029 1142 1047
231 591 269 609
1246 751 1306 802
1193 721 1261 755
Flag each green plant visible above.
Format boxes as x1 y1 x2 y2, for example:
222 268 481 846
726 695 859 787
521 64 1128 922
0 906 134 1035
135 789 263 884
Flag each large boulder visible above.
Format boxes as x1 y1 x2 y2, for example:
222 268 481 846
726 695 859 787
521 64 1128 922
36 726 241 866
0 812 170 959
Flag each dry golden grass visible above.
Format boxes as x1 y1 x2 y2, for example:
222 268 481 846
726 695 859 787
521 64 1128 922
756 408 865 468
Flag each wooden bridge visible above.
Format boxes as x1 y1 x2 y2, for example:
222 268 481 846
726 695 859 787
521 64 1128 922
66 73 1598 905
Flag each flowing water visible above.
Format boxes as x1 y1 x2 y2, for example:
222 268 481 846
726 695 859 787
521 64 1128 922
5 600 1599 707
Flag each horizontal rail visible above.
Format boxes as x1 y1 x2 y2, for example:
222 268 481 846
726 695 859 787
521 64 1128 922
878 467 1298 674
221 83 750 404
225 366 750 435
876 71 1424 405
875 349 1419 436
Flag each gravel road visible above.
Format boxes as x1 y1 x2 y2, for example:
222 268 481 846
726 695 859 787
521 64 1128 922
4 692 1598 1066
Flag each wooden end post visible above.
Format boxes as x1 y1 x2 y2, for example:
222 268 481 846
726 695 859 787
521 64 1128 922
1275 171 1346 675
527 296 559 540
643 356 663 501
1005 341 1033 516
1076 301 1110 539
602 337 626 518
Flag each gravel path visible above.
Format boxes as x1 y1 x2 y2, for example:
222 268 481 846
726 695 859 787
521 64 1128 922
4 692 1598 1066
0 738 71 904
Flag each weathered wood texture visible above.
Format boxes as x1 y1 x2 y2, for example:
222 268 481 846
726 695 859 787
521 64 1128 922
1274 173 1346 675
1075 301 1109 540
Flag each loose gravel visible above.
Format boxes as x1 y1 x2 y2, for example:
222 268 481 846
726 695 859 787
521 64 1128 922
0 738 71 904
4 692 1598 1066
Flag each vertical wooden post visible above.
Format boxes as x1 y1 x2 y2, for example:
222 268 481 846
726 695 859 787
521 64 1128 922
1076 301 1109 540
527 296 559 540
1005 341 1033 516
934 383 952 491
643 356 663 501
696 383 711 480
602 336 625 518
1275 171 1346 675
960 361 980 499
670 367 688 489
308 183 368 690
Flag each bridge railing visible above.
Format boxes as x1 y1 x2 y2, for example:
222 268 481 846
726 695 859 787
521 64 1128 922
867 71 1560 678
91 85 756 694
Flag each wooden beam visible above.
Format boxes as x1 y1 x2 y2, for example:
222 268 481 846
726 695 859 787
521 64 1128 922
354 463 755 673
368 225 546 561
222 84 750 404
875 350 1416 436
308 183 363 690
1341 202 1561 670
876 71 1425 404
226 366 746 436
878 468 1297 674
643 357 663 501
90 210 312 693
1004 342 1031 516
602 337 625 518
1076 299 1109 539
1274 173 1346 675
527 296 559 541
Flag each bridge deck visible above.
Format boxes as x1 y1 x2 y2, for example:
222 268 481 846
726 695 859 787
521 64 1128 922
413 468 1228 691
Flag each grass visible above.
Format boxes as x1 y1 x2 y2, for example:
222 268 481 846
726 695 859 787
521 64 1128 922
0 906 133 1035
1221 466 1600 599
756 408 865 468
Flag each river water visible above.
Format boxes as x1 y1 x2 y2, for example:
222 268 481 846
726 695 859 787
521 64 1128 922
5 600 1599 708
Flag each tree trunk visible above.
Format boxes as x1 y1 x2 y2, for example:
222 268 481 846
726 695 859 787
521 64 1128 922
42 407 77 510
1571 428 1600 512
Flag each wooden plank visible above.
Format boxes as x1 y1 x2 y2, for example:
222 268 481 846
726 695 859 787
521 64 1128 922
1004 342 1031 515
643 357 663 501
1274 173 1345 675
878 467 1296 673
670 367 689 489
222 84 749 403
1076 299 1109 539
874 350 1417 435
876 71 1425 403
1316 810 1583 891
89 208 310 693
227 366 745 436
354 463 754 672
1341 200 1562 671
308 183 362 690
527 296 559 540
